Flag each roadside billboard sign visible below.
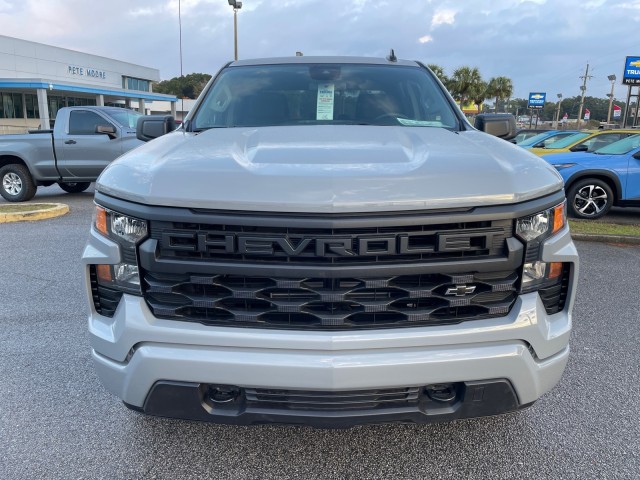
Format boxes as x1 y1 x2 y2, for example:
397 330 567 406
584 109 591 121
528 92 546 109
623 56 640 85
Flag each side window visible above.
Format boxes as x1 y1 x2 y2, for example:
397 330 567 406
583 133 622 152
68 111 111 135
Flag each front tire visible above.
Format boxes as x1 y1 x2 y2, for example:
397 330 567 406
566 178 613 219
58 182 91 194
0 164 37 202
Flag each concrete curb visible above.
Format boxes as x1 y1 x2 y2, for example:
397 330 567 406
571 233 640 245
0 203 69 223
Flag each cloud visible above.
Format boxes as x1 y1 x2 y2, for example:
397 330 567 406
418 35 433 44
431 8 457 28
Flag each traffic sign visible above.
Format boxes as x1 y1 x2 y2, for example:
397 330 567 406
623 56 640 85
528 92 546 109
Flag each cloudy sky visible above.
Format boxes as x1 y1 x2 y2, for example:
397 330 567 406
1 0 639 101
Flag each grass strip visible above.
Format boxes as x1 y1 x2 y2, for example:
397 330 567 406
0 203 56 213
569 219 640 237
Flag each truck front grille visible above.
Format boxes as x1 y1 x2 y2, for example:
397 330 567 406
142 270 518 330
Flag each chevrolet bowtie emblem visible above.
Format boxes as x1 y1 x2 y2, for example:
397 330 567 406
445 285 477 297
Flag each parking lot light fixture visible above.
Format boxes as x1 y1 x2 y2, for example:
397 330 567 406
228 0 243 61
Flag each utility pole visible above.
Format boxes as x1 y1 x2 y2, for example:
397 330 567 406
554 93 562 128
606 75 617 124
576 63 592 129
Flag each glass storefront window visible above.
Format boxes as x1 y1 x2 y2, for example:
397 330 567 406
0 93 24 119
25 94 39 118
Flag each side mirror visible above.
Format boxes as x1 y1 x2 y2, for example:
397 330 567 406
474 114 517 140
137 115 177 142
569 144 589 152
96 124 117 139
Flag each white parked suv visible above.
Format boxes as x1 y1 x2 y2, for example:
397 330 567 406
82 56 578 427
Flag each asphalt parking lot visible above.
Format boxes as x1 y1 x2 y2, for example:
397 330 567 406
1 185 639 479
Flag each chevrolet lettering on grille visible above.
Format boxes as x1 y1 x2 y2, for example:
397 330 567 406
161 231 501 257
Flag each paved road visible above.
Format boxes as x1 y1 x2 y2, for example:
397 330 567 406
1 186 639 479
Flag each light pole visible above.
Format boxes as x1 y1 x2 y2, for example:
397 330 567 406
554 93 562 128
606 74 616 124
228 0 242 61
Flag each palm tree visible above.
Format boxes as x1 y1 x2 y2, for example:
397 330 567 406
427 64 449 88
487 76 514 113
449 67 483 107
471 81 489 115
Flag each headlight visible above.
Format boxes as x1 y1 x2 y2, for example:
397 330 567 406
515 202 565 243
515 202 568 297
92 205 148 295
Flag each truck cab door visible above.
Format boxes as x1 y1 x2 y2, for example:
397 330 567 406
55 110 122 179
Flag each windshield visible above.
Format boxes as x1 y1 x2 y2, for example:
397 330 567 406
109 109 143 129
191 64 460 130
543 132 590 149
519 132 553 147
595 134 640 155
520 131 574 147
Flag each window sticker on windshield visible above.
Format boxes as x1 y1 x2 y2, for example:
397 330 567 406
316 83 335 120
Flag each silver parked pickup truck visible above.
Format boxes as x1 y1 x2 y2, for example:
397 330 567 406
0 106 143 201
83 56 578 428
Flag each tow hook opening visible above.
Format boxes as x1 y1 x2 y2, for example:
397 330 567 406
424 383 458 402
207 385 242 404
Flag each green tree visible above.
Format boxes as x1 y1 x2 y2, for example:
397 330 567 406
153 73 212 99
427 64 449 88
449 66 483 107
487 76 514 113
470 81 489 114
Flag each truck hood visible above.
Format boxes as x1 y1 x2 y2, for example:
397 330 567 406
96 126 563 213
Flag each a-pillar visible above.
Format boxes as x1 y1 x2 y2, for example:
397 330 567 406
138 98 145 114
36 88 50 130
96 94 104 106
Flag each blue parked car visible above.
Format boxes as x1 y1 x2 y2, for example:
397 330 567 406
543 134 640 219
519 130 579 149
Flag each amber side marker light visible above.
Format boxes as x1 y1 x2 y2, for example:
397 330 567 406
96 264 112 283
552 203 565 235
548 262 563 280
95 206 108 236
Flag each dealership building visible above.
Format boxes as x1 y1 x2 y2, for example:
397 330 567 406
0 35 177 133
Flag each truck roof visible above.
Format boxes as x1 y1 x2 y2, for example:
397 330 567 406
230 56 420 68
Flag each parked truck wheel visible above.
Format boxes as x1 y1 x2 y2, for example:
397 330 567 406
0 164 37 202
58 182 91 194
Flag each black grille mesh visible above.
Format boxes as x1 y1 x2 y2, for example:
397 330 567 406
89 266 123 318
539 264 571 315
245 387 420 411
142 270 518 330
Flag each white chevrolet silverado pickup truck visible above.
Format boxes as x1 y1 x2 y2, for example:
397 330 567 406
82 56 578 428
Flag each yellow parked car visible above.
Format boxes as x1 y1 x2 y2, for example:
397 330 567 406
528 129 638 156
